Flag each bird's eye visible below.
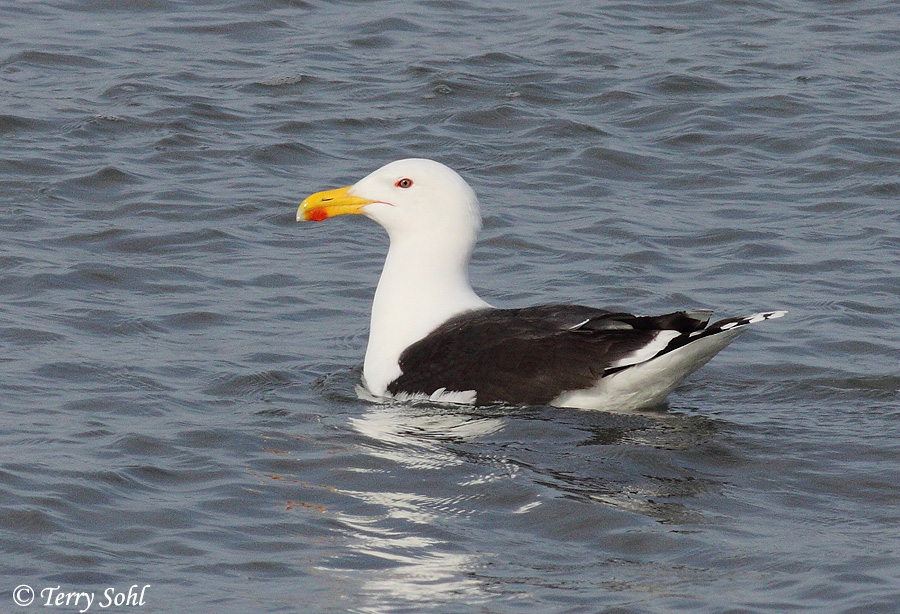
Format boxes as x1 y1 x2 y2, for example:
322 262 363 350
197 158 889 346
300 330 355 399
395 178 413 188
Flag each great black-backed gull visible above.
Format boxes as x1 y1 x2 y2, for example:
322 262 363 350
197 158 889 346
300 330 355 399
297 158 784 411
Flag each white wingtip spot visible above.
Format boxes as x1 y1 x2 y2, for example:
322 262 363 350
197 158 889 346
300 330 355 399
746 310 788 324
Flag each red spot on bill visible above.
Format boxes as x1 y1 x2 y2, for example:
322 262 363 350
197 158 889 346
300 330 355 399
307 209 328 222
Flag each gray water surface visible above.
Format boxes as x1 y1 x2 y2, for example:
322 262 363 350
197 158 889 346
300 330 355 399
3 1 899 612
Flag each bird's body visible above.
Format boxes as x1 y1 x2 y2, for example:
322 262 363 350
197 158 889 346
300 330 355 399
298 158 784 411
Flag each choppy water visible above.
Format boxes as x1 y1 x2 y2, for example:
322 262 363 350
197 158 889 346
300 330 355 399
3 1 899 612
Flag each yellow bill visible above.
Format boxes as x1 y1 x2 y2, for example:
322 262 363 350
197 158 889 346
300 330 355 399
297 186 373 222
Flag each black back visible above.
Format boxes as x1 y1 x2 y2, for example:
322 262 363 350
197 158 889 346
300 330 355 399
387 304 709 405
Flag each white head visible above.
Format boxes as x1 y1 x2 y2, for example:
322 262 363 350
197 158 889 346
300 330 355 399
298 158 482 248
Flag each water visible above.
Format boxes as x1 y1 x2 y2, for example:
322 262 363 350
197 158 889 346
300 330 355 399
2 0 899 612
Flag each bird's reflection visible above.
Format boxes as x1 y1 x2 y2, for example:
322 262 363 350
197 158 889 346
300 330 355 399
348 398 508 469
317 396 727 609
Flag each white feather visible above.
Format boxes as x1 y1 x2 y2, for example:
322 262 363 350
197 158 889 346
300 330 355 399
551 328 745 411
383 388 479 406
607 330 681 368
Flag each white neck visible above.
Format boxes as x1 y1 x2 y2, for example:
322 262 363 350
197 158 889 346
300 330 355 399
362 233 490 396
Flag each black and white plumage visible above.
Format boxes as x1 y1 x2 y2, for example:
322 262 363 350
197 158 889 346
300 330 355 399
298 159 785 411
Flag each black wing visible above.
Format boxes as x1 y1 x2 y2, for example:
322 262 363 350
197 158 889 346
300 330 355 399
387 304 711 405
